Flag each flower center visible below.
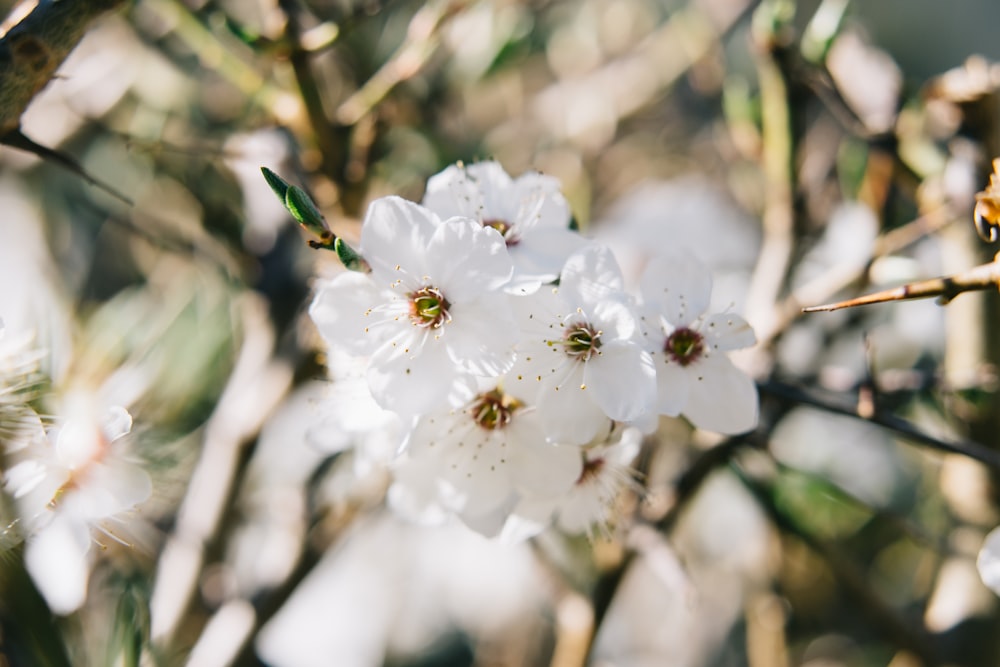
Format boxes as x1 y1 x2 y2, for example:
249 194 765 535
482 218 519 246
664 327 704 366
562 322 602 361
578 456 606 484
471 389 522 430
409 286 451 328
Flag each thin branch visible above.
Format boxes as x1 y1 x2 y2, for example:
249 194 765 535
334 0 466 126
758 380 1000 470
802 256 1000 312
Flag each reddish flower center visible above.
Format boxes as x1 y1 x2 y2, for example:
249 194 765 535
471 390 522 430
482 219 519 246
664 327 704 366
577 456 606 484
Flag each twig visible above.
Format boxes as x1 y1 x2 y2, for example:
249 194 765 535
277 0 344 180
744 24 798 345
334 0 466 126
0 0 134 201
758 380 1000 470
802 256 1000 312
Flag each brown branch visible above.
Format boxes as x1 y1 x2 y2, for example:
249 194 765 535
0 0 127 136
802 257 1000 312
758 380 1000 471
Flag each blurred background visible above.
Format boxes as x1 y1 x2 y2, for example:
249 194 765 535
3 0 1000 665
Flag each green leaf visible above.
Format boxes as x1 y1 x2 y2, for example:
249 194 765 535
260 166 290 202
285 185 328 236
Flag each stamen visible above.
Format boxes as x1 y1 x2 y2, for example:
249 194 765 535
482 218 520 246
408 286 452 329
560 322 602 361
470 389 522 430
664 327 704 366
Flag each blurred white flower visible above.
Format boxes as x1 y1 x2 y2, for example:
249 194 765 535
504 425 642 541
406 385 582 536
4 399 151 614
977 526 1000 596
638 253 758 435
507 245 656 444
422 161 585 293
596 177 760 307
309 196 518 416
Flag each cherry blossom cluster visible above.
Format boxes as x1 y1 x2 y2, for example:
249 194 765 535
309 161 759 538
0 323 150 615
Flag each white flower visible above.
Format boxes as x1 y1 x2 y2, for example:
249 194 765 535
309 196 519 416
638 253 758 434
503 426 642 541
422 161 585 293
405 384 583 536
4 400 151 614
978 526 1000 596
506 245 656 444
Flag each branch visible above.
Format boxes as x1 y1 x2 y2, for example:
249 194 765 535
0 0 133 202
802 256 1000 312
758 380 1000 470
0 0 127 136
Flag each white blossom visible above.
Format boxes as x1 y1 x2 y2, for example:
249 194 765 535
405 384 582 536
503 426 642 541
422 161 585 293
309 196 518 417
638 253 758 434
506 245 656 444
4 399 150 614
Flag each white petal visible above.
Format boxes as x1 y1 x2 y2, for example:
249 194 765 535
464 161 515 218
536 370 611 445
510 286 567 335
508 225 586 288
559 245 626 308
590 298 640 343
360 196 440 283
501 496 559 543
458 497 518 538
430 428 518 515
510 172 570 232
367 340 467 416
640 253 712 326
444 295 517 376
429 218 513 302
6 458 58 502
25 518 91 615
702 313 756 351
56 420 102 470
653 355 691 416
585 341 656 423
101 406 132 442
506 412 582 496
555 487 609 534
978 526 1000 595
309 273 388 356
422 164 482 220
387 455 450 526
681 355 759 434
72 460 152 520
